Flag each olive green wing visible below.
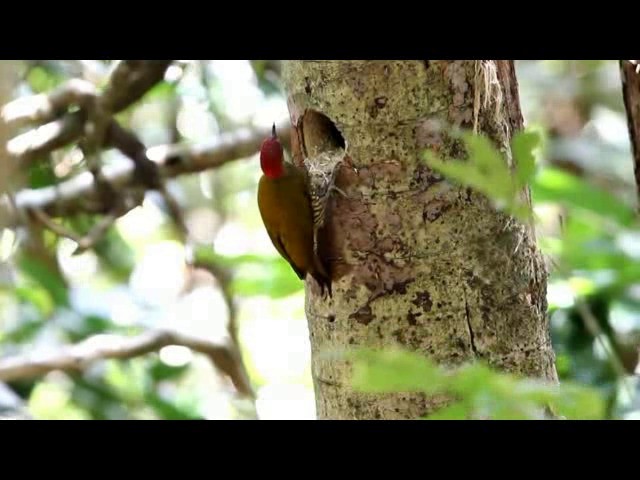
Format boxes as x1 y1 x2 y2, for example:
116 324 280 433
267 230 305 280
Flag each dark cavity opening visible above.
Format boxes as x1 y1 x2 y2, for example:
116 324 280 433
301 109 345 157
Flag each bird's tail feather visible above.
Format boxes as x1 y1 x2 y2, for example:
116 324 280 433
311 254 332 298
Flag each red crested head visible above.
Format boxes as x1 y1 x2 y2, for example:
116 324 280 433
260 123 284 179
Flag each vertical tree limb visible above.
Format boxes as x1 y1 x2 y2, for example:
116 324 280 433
620 60 640 210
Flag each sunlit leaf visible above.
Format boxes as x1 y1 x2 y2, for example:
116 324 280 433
145 390 202 420
549 383 606 420
425 401 470 420
3 316 46 343
464 132 509 178
28 381 91 420
512 130 540 188
146 80 178 101
26 65 67 94
448 362 498 397
149 358 190 382
193 246 304 298
344 348 445 394
423 131 533 221
13 285 54 316
232 261 304 298
341 346 605 420
532 168 636 227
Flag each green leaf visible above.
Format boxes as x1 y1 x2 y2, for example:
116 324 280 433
146 80 177 101
340 346 605 420
489 402 540 420
345 348 446 394
149 359 190 382
193 246 304 298
449 362 499 397
70 216 135 281
512 130 540 188
532 168 636 227
423 131 530 220
425 401 470 420
64 315 120 342
18 256 68 307
424 151 487 192
145 390 203 420
232 260 304 298
26 65 66 94
464 132 509 177
548 383 606 420
546 218 640 287
28 161 58 189
13 285 54 316
3 316 46 343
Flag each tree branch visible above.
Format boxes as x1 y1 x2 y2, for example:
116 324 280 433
620 60 640 210
0 329 255 398
2 78 98 129
191 257 239 345
100 60 173 113
2 61 172 166
0 120 291 228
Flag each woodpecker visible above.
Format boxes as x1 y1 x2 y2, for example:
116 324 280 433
257 124 332 296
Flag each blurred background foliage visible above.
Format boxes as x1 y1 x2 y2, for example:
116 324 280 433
0 60 639 420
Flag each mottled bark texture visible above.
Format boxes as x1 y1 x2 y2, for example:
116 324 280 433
281 61 558 420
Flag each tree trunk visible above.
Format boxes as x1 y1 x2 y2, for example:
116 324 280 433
0 60 32 420
281 60 558 420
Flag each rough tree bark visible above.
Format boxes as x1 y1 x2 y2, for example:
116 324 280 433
281 60 558 420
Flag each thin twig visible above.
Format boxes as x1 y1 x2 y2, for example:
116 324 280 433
30 208 119 254
550 255 635 400
0 329 255 398
30 208 85 243
575 299 634 400
181 64 242 350
192 259 239 345
73 213 118 254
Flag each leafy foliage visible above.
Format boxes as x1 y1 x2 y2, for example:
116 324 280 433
341 348 605 420
533 168 637 227
418 117 640 419
424 130 539 220
194 247 304 299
